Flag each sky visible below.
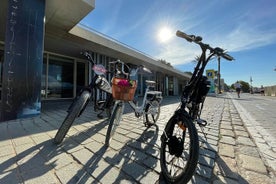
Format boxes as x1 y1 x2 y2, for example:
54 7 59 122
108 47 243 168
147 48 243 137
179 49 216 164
80 0 276 87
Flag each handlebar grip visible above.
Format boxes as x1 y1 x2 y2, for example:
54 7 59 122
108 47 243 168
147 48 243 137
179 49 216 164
176 30 203 43
176 30 193 42
80 51 96 65
222 53 234 61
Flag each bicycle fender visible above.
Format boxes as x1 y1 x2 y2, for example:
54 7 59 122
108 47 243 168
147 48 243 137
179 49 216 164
78 92 91 117
68 90 91 116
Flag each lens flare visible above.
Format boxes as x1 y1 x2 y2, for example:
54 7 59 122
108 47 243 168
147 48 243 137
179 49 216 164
158 27 173 42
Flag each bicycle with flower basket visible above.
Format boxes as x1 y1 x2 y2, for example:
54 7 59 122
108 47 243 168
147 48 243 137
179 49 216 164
105 60 162 146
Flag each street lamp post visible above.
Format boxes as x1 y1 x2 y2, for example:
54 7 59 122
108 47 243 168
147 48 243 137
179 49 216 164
250 76 253 94
217 56 221 94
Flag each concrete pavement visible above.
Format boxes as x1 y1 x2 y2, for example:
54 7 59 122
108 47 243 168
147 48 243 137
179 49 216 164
213 93 275 184
0 94 275 183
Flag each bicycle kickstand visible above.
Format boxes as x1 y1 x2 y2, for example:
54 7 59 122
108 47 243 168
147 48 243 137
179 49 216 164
196 118 208 142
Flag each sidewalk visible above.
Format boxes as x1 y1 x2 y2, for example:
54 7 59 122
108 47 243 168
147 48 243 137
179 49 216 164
212 94 275 184
0 95 275 183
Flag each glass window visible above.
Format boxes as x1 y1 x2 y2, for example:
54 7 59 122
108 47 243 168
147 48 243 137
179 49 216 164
169 76 174 95
0 50 4 101
47 55 74 98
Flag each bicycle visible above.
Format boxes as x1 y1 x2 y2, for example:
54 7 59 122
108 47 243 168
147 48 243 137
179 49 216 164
160 30 234 183
54 51 114 144
105 60 163 147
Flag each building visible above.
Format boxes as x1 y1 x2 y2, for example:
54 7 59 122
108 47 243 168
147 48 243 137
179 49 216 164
0 0 190 121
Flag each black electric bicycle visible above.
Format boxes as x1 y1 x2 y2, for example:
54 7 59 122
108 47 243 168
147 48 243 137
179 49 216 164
160 30 234 183
54 51 114 144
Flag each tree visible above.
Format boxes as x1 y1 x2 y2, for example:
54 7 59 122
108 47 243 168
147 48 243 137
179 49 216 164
231 80 250 93
184 71 193 75
158 59 173 68
223 83 231 92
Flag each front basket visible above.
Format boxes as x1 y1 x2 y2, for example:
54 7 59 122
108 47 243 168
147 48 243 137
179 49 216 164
112 78 137 101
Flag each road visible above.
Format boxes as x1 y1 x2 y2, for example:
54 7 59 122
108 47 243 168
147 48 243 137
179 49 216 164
229 92 276 137
227 92 276 171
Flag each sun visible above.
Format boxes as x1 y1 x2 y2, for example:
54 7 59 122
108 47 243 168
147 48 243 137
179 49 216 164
158 27 173 42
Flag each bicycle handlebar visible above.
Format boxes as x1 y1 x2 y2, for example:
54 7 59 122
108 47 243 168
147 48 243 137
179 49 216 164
81 51 96 65
176 30 234 61
176 30 202 43
81 52 151 77
110 59 130 77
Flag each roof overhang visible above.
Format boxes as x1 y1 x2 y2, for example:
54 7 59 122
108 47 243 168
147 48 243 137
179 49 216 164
68 25 191 79
0 0 190 81
0 0 95 44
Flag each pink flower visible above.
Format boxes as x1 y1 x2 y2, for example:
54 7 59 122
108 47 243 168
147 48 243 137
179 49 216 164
118 79 130 86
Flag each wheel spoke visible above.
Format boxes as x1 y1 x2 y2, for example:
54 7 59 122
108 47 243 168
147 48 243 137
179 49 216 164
160 116 199 183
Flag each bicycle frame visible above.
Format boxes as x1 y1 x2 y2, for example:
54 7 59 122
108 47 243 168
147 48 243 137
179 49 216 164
177 31 234 121
128 84 150 113
68 51 113 118
111 64 161 115
105 62 162 146
181 46 214 120
54 51 114 144
159 30 234 184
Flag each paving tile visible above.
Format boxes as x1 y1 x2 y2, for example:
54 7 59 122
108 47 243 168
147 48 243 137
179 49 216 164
236 136 255 146
219 143 235 158
198 155 215 168
55 163 93 184
220 129 235 137
0 96 273 184
0 144 15 157
238 154 267 174
220 136 235 145
196 164 213 179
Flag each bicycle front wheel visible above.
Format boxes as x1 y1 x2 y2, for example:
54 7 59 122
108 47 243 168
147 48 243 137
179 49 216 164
160 113 199 184
145 100 160 126
54 90 90 144
105 101 124 147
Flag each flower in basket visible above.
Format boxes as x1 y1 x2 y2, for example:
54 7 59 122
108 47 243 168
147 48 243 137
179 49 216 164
117 79 134 87
112 78 137 101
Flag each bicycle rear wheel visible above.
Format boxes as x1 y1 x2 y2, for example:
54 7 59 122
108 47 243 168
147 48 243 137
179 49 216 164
54 90 90 144
105 101 124 147
160 113 199 183
145 100 160 126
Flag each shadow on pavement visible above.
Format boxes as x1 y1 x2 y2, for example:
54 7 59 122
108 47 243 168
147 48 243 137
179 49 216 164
67 124 161 183
0 115 109 183
213 155 249 184
2 95 252 183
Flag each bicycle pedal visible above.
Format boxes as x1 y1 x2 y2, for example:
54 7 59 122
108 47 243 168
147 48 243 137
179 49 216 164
196 119 207 126
97 100 105 104
144 121 153 127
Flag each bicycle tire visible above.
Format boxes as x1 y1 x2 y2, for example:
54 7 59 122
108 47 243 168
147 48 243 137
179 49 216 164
54 90 90 144
145 100 160 126
105 101 124 147
160 113 199 184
